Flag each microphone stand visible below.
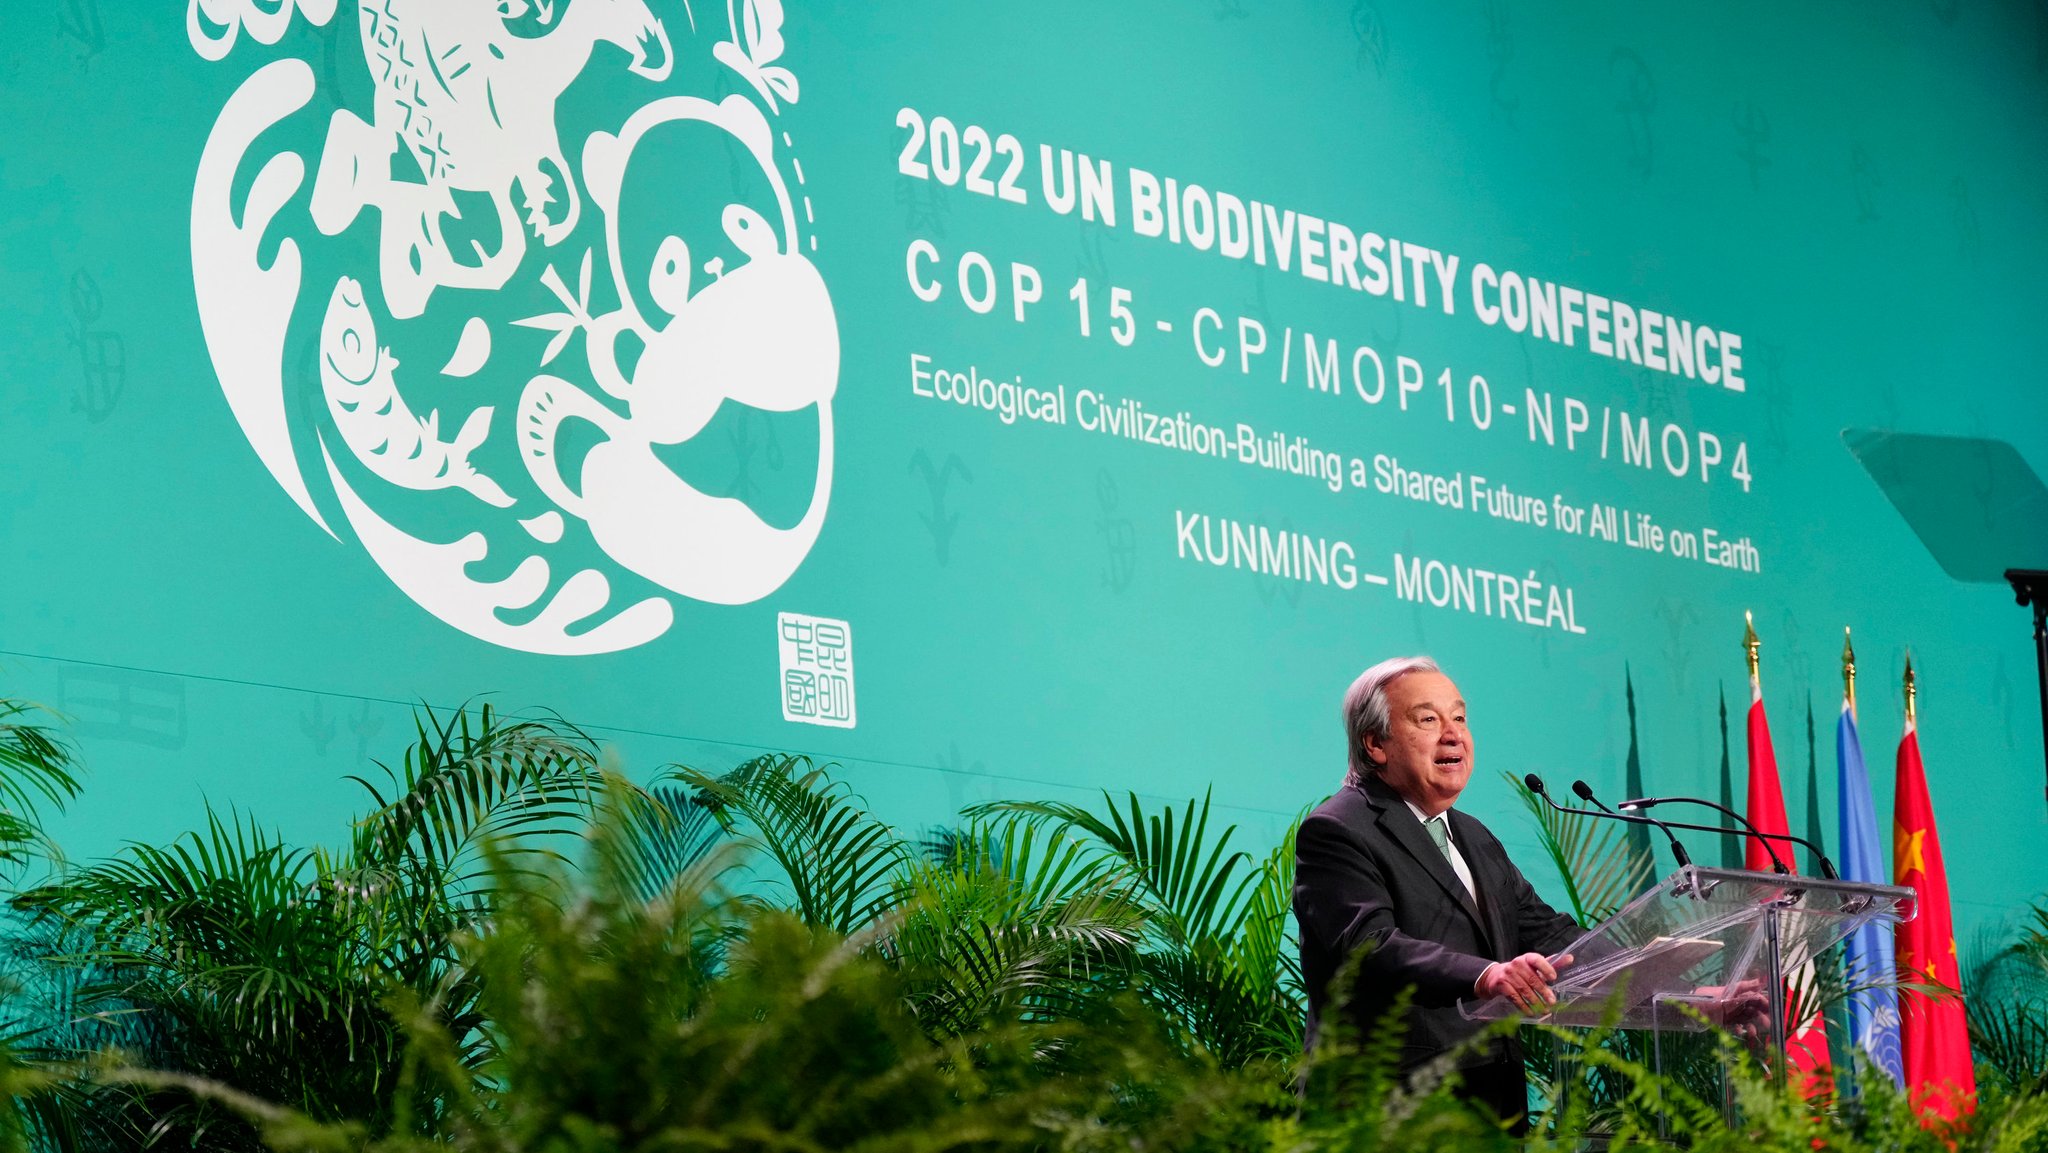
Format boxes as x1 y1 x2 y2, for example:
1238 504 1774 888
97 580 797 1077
1572 779 1693 870
1524 774 1698 873
1618 795 1836 879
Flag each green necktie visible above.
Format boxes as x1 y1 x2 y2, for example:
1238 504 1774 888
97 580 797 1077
1423 814 1453 861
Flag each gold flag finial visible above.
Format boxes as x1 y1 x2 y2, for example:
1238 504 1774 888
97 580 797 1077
1842 627 1857 713
1743 610 1760 682
1903 651 1917 727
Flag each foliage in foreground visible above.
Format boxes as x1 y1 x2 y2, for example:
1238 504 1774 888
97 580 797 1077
80 824 2048 1153
0 694 2040 1150
9 704 602 1150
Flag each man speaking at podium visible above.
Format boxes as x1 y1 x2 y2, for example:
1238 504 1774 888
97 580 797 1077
1293 656 1582 1128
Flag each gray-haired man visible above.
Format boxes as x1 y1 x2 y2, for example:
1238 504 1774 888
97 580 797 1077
1293 655 1580 1128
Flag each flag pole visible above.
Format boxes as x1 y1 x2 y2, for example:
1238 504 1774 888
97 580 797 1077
1903 651 1916 731
1744 609 1761 696
1842 628 1856 720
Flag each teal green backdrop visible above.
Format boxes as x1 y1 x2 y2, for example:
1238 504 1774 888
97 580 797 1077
3 0 2045 941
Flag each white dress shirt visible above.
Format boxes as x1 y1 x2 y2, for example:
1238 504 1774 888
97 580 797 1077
1403 798 1477 901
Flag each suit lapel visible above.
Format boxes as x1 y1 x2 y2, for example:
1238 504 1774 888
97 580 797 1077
1360 778 1492 946
1450 810 1510 957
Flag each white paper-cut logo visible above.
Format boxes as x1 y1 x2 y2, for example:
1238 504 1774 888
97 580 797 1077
188 0 837 655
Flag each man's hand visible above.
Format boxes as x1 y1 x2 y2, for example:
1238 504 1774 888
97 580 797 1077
1698 978 1772 1037
1476 952 1573 1014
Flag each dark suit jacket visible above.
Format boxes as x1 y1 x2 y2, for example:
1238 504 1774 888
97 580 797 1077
1293 774 1582 1076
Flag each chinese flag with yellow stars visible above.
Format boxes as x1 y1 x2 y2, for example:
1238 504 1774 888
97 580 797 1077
1894 721 1975 1119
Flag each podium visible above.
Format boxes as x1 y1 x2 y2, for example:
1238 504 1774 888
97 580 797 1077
1460 866 1914 1116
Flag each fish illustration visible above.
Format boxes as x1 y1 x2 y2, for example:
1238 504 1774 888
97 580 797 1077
320 276 514 508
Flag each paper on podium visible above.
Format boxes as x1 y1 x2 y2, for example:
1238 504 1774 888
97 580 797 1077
1557 935 1722 1006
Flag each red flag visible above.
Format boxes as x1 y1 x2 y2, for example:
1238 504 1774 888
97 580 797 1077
1745 695 1794 873
1748 691 1834 1082
1895 724 1976 1120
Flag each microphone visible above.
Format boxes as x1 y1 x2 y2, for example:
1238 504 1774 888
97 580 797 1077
1617 795 1834 878
1573 779 1692 870
1524 774 1696 872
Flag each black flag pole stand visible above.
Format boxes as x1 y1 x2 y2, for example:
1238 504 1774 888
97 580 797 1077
2008 569 2048 807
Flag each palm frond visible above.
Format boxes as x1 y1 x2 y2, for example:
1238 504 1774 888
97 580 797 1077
1965 903 2048 1094
18 807 316 953
10 807 416 1146
1967 998 2048 1096
1228 818 1303 1001
966 791 1310 1062
673 755 906 934
1139 946 1304 1066
588 779 731 907
969 789 1261 950
0 699 81 814
0 699 82 874
889 816 1143 1037
348 702 601 895
902 815 1127 918
3 702 601 1147
901 906 1140 1039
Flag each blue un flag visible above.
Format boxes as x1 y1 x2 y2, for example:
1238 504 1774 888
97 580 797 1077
1838 704 1904 1085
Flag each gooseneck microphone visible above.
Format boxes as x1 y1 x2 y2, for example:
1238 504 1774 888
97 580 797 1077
1572 779 1692 870
1523 774 1693 872
1617 795 1834 879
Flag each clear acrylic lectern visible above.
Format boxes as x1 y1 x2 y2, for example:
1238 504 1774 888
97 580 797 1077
1460 866 1914 1114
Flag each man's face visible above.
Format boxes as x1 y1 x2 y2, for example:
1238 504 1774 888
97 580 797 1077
1364 670 1472 815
